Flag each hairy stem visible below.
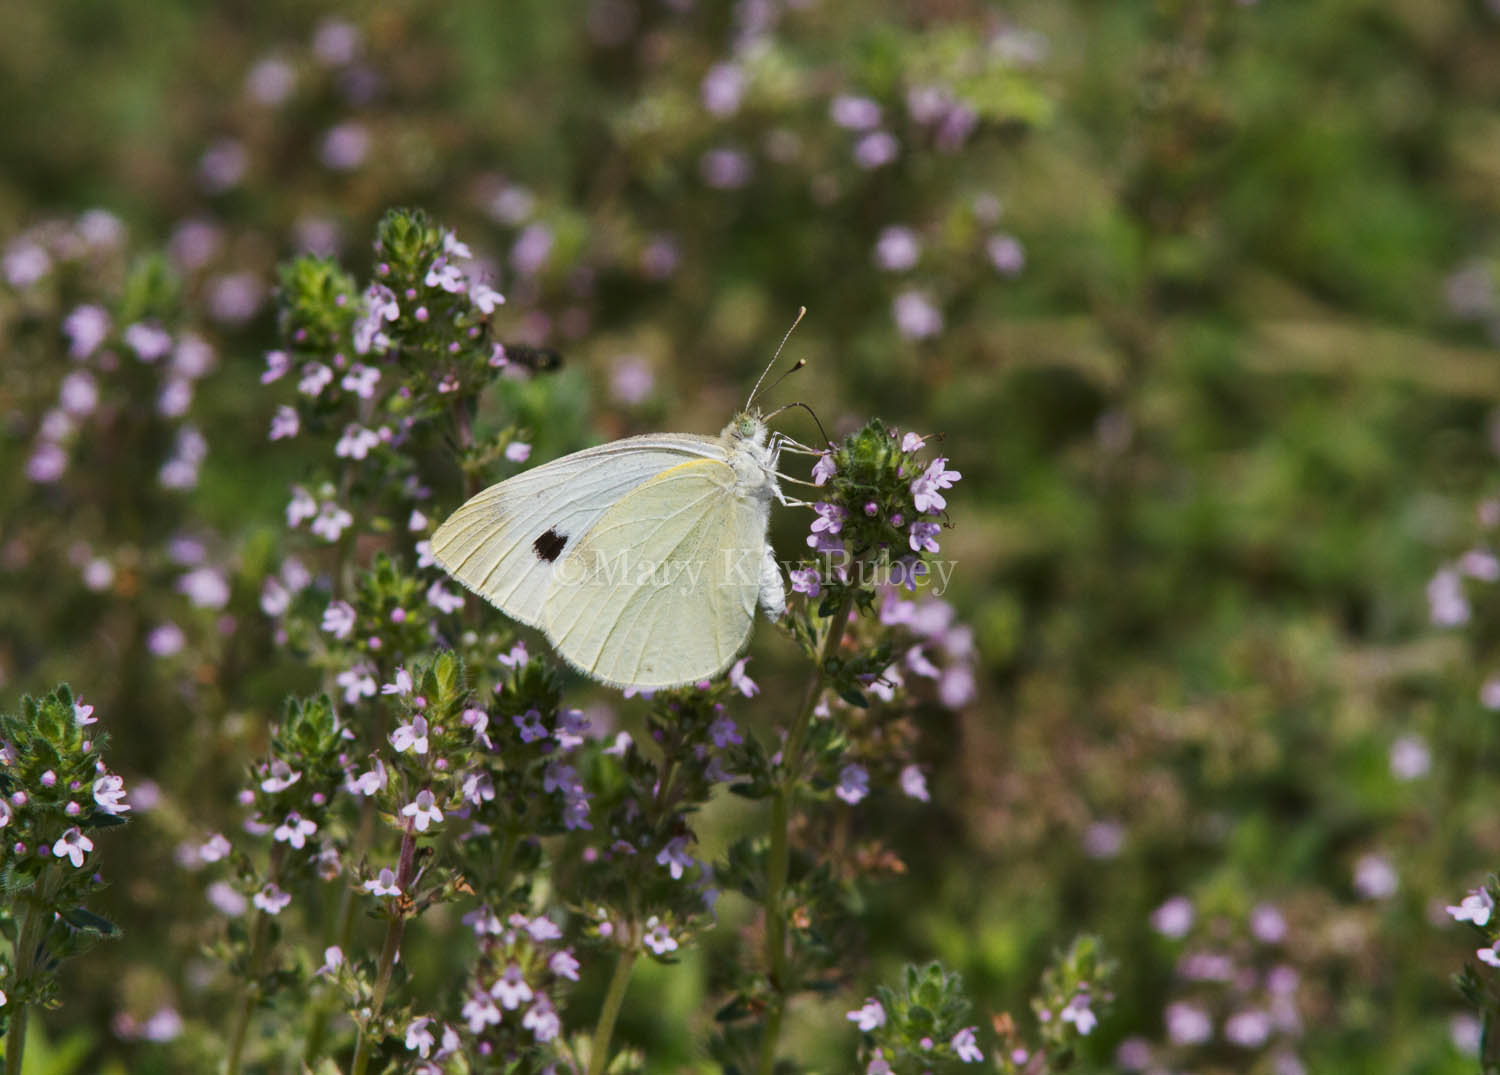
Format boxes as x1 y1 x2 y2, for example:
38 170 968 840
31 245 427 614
226 847 284 1075
349 824 418 1075
585 947 639 1075
3 1007 23 1075
4 878 49 1075
757 595 854 1075
302 798 378 1065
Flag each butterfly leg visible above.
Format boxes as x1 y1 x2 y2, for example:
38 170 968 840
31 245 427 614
758 543 786 620
769 432 825 455
773 485 816 509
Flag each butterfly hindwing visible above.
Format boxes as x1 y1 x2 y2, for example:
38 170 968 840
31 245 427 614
431 435 725 629
542 457 772 689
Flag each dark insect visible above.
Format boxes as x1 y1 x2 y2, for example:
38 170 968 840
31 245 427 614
532 529 568 562
501 344 563 373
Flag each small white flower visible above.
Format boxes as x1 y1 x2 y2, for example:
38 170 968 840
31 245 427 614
310 501 353 542
1353 853 1398 901
124 322 172 361
269 405 300 441
1152 895 1195 939
463 991 502 1033
402 789 443 832
491 962 533 1010
836 764 869 805
382 667 413 696
643 915 678 955
522 995 561 1042
273 812 318 850
1480 941 1500 968
1449 888 1495 927
93 774 131 815
199 833 232 862
73 699 97 726
462 771 495 805
260 759 303 793
348 757 388 797
656 836 695 880
316 946 344 976
951 1026 984 1062
729 657 759 697
846 999 885 1032
554 709 590 750
335 423 380 460
1060 992 1097 1036
321 600 357 639
425 260 466 292
341 364 381 399
53 827 94 868
260 576 291 616
261 350 290 384
253 882 292 915
427 580 464 614
365 867 402 897
177 567 230 609
207 880 248 916
391 716 429 755
405 1015 436 1057
286 486 318 527
337 664 378 704
472 281 504 314
298 362 334 396
812 452 836 485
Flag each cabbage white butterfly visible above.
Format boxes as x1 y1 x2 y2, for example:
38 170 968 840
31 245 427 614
432 317 813 690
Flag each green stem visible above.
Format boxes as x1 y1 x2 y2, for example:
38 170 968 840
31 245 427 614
225 847 285 1075
3 1008 23 1075
585 948 639 1075
349 825 417 1075
6 865 62 1075
302 799 378 1066
757 595 854 1075
299 882 358 1066
4 887 44 1075
224 910 270 1075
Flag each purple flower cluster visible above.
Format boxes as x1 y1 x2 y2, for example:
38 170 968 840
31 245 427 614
798 425 960 592
1120 894 1307 1073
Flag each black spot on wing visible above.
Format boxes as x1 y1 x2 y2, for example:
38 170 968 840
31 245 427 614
533 529 568 562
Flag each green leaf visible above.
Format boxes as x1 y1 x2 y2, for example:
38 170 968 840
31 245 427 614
58 905 120 937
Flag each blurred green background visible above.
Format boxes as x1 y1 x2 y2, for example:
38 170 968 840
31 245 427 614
3 1 1500 1071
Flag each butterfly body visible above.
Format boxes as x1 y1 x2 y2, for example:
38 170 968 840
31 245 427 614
432 414 786 689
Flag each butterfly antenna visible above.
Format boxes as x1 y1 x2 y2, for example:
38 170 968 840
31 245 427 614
765 400 833 448
746 306 806 410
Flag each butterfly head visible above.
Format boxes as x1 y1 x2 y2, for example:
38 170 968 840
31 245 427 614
727 411 769 447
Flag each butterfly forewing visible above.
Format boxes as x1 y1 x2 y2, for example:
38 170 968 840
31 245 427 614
430 435 724 628
542 458 771 689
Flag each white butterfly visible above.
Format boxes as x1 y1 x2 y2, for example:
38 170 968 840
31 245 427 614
432 335 815 690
